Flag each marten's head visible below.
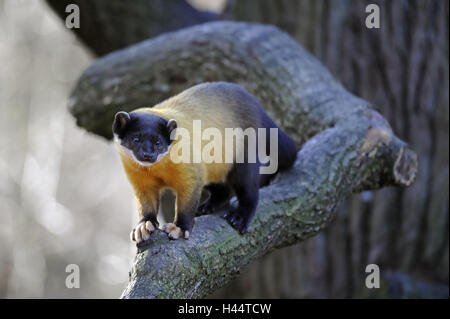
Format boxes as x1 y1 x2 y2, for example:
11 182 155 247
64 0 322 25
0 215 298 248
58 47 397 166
112 111 177 166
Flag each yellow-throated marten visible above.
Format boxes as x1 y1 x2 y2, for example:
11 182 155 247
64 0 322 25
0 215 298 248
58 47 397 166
113 82 297 243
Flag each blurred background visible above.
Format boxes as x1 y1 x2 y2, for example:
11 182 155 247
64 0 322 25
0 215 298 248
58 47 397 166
0 0 133 298
0 0 448 298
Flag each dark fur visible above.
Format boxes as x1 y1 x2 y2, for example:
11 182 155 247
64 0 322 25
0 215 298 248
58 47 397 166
113 112 176 164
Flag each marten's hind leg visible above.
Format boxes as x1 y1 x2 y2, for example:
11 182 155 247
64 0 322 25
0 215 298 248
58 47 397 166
197 183 231 216
224 162 260 234
163 184 202 240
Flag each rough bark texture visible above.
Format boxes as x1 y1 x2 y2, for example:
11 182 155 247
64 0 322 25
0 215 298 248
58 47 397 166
68 22 418 298
45 0 218 56
218 0 449 298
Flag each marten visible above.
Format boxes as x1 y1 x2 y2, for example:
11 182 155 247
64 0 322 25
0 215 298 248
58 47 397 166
112 82 297 243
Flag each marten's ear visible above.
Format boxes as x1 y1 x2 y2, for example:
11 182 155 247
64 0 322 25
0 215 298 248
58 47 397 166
166 119 177 137
112 111 131 135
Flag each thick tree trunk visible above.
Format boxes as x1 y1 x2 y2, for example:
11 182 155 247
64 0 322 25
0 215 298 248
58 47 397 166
217 0 449 298
45 0 218 56
69 22 417 298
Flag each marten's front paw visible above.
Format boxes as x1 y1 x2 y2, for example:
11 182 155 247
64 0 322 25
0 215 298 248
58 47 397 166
130 221 156 244
224 207 251 234
162 223 189 240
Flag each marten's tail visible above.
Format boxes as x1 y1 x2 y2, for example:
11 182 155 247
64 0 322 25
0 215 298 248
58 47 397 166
259 112 297 186
276 127 298 171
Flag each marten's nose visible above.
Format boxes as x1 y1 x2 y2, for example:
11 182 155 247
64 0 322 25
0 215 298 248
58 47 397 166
142 153 155 162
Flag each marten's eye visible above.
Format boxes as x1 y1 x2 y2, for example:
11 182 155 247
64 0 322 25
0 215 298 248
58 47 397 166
155 139 161 146
133 136 141 143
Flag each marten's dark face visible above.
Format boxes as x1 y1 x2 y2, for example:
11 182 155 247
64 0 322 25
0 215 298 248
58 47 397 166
112 111 177 166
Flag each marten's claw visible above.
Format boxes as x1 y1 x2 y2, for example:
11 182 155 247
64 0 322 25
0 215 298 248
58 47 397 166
130 221 156 244
162 223 189 240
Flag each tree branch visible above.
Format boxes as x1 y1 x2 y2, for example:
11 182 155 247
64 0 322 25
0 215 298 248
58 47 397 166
68 22 418 298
